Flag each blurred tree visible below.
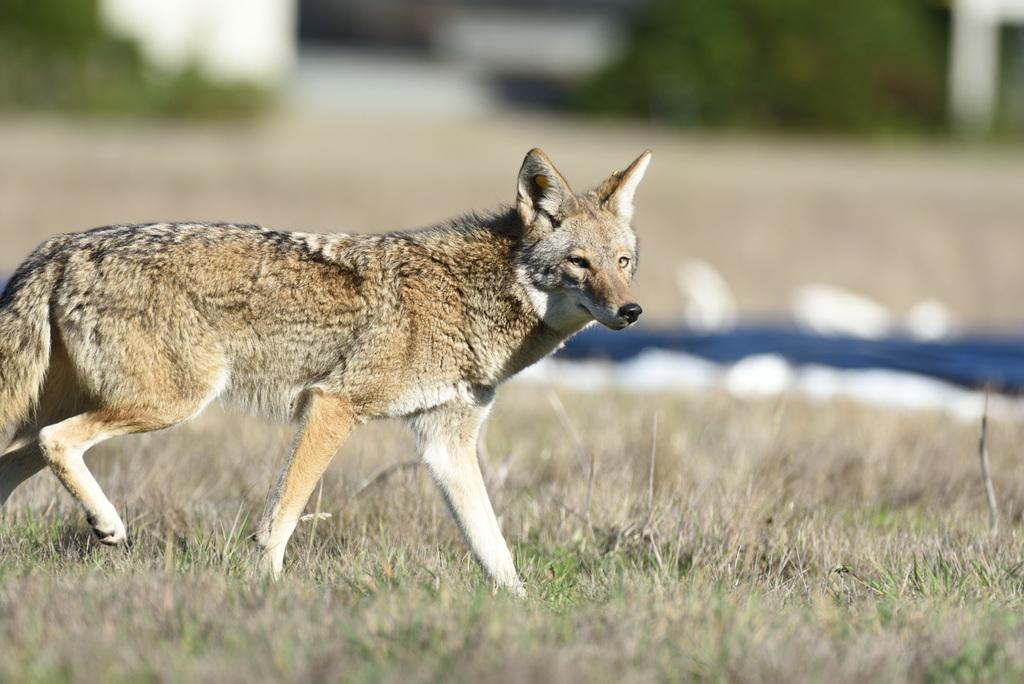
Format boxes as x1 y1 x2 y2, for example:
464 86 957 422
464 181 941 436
0 0 268 117
576 0 947 133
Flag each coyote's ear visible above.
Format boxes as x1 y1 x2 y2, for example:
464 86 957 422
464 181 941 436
516 148 577 230
592 150 652 224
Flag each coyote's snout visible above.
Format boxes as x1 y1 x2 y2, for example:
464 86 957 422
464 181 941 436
0 148 651 594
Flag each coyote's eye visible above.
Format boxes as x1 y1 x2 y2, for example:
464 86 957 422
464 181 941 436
618 256 631 268
567 255 590 269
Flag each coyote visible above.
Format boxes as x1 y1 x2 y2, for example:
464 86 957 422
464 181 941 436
0 148 650 593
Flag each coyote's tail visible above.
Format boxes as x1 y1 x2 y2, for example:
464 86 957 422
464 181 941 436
0 255 58 445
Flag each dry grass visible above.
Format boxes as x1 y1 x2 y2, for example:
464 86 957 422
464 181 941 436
3 385 1024 682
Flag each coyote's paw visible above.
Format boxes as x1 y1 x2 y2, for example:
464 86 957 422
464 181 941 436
494 577 526 599
87 511 127 546
258 551 283 581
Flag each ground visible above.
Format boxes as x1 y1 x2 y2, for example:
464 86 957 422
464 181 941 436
2 114 1024 682
3 388 1024 681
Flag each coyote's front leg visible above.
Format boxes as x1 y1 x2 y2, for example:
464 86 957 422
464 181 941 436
412 400 524 596
256 390 355 578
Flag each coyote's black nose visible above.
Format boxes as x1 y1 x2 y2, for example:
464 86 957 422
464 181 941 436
618 303 642 324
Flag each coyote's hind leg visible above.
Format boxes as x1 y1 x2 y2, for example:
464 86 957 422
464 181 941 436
1 341 92 506
256 390 355 578
0 441 47 506
38 408 193 544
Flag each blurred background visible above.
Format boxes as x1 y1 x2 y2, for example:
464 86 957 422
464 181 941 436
3 0 1024 409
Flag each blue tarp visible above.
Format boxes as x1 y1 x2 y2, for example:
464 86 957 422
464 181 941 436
559 325 1024 392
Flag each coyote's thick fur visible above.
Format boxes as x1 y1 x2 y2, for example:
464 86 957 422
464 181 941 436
0 148 650 593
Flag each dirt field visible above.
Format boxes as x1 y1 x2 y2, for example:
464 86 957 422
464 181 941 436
3 114 1024 682
2 113 1024 323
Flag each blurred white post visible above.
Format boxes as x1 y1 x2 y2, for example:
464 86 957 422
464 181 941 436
950 0 1024 132
100 0 297 86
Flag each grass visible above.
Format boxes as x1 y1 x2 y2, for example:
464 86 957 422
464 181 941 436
3 386 1024 682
